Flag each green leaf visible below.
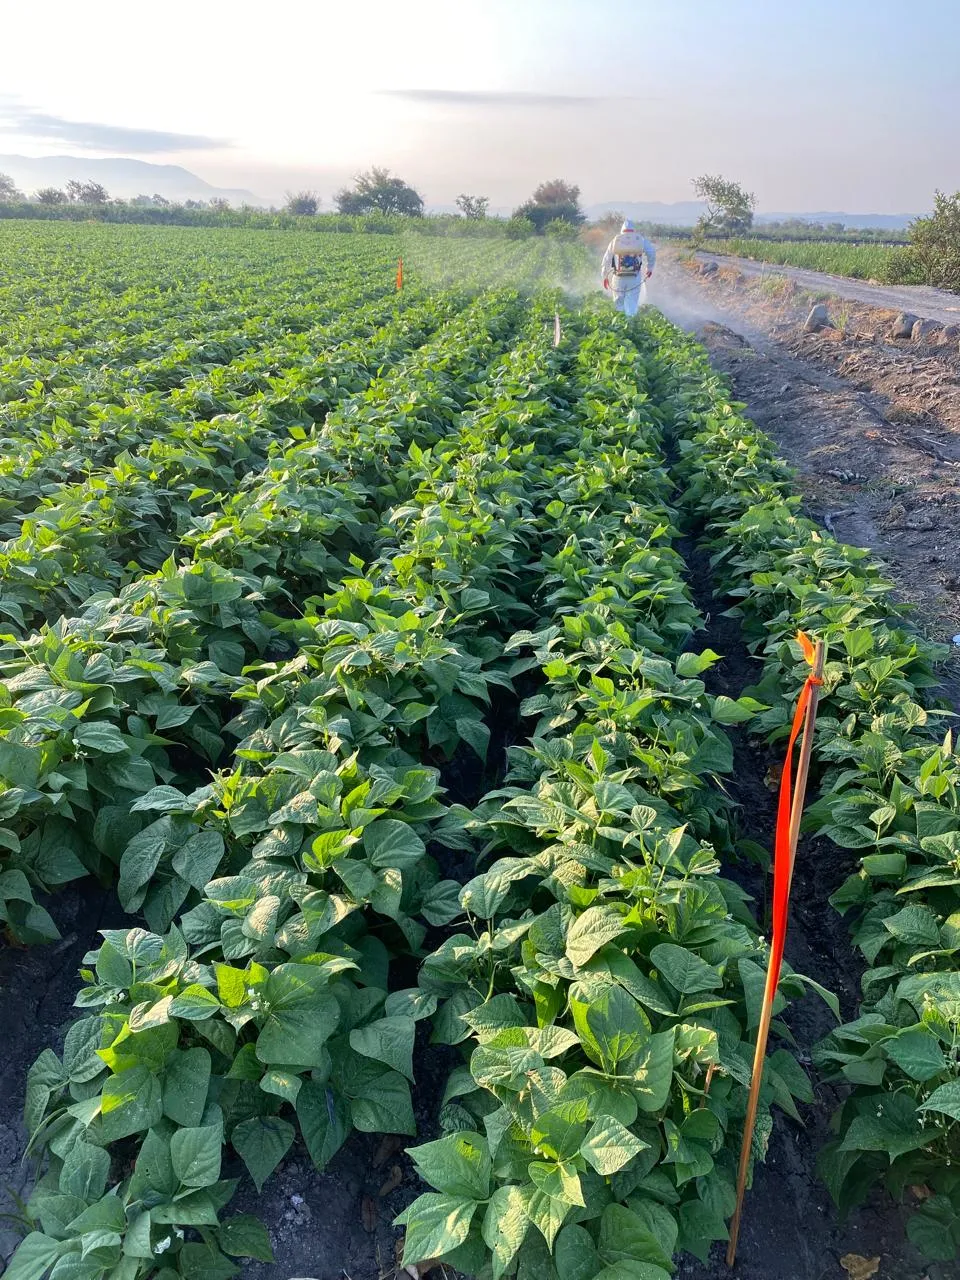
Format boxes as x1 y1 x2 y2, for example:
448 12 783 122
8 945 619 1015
218 1215 274 1261
163 1047 212 1128
74 722 127 754
171 1124 223 1188
580 1116 648 1175
573 986 649 1072
172 831 225 891
710 695 762 724
555 1224 602 1280
4 1234 64 1280
525 1190 569 1249
170 985 222 1020
919 1080 960 1121
349 1064 416 1135
566 907 628 968
363 818 426 869
409 1131 491 1200
482 1184 532 1280
297 1081 350 1171
650 943 722 994
599 1203 672 1270
232 1115 294 1191
629 1029 676 1114
906 1195 960 1261
255 965 340 1067
59 1141 110 1201
885 1030 947 1082
350 1016 415 1082
398 1193 477 1266
101 1066 163 1141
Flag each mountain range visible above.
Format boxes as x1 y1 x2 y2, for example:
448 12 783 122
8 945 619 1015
0 155 264 206
584 201 918 230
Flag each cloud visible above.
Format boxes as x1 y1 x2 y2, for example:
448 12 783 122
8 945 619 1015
0 105 228 153
376 89 611 108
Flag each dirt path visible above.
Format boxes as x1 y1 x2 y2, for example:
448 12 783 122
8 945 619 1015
693 252 960 326
656 255 960 709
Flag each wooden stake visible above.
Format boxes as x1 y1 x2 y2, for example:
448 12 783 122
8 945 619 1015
726 639 825 1267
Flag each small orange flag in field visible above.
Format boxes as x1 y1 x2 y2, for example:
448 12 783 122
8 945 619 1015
396 257 403 290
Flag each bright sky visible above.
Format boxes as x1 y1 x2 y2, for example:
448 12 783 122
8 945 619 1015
1 0 957 211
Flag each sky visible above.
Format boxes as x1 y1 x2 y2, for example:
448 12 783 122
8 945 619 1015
1 0 958 212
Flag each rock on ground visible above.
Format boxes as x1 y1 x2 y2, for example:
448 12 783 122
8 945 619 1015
804 303 832 332
890 311 919 338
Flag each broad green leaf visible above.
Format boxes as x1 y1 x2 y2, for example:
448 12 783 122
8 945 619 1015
482 1184 532 1280
297 1081 350 1171
349 1016 415 1082
580 1116 649 1175
363 818 426 869
555 1224 602 1280
409 1131 491 1200
649 943 722 994
59 1141 110 1201
398 1193 476 1266
171 1124 223 1188
918 1080 960 1121
232 1115 294 1191
162 1047 212 1127
566 907 628 968
573 986 649 1072
4 1234 63 1280
217 1215 274 1261
885 1030 947 1082
101 1066 163 1141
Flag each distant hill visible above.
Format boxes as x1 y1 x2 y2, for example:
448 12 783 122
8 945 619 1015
586 201 919 230
0 155 267 206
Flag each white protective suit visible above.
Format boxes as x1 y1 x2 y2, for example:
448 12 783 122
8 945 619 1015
601 219 657 317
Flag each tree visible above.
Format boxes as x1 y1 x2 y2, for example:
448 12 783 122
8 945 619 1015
456 193 489 220
65 179 110 203
284 190 320 215
334 167 424 217
512 177 584 234
692 174 756 235
0 172 22 201
208 198 231 212
908 190 960 291
34 187 67 205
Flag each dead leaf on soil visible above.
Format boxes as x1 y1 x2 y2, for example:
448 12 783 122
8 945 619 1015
372 1133 404 1168
379 1164 403 1197
362 1195 378 1233
840 1253 881 1280
909 1183 934 1201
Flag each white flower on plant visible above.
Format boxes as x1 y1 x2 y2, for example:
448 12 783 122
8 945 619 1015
154 1237 172 1255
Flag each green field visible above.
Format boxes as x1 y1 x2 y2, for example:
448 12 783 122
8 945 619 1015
0 222 958 1280
701 236 921 283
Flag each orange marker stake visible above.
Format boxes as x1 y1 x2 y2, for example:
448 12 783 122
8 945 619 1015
396 257 404 291
726 633 825 1267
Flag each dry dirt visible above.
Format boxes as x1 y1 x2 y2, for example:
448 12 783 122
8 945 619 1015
656 254 960 708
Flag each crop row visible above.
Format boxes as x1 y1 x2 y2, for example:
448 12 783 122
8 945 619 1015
0 288 527 942
639 309 960 1262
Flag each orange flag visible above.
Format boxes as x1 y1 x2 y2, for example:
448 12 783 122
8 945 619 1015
396 257 403 290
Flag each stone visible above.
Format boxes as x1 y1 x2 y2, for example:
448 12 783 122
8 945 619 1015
803 303 832 332
911 317 941 343
699 259 719 276
890 311 918 338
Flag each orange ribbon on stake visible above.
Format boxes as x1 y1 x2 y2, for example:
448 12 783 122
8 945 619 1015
727 631 825 1268
396 257 404 291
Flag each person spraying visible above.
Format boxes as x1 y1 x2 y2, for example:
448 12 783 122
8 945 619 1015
601 219 656 316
